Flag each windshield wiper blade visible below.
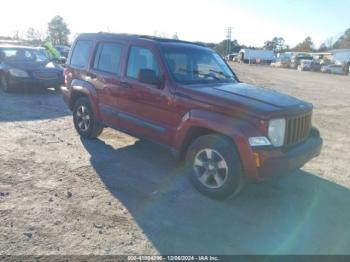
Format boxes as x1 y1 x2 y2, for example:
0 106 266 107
179 68 221 81
209 69 232 79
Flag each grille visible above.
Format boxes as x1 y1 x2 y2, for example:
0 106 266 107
33 71 58 80
284 113 312 146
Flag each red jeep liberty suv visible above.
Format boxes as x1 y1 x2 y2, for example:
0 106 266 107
62 33 322 199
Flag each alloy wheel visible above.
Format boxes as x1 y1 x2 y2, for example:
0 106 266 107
76 105 91 132
193 148 229 189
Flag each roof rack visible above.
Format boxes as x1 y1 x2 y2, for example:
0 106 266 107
137 35 206 47
81 32 206 47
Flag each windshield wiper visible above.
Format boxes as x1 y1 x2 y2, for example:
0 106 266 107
179 68 221 81
209 69 233 79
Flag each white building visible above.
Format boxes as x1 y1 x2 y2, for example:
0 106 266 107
330 49 350 63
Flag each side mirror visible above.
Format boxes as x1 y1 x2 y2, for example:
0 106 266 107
137 69 163 88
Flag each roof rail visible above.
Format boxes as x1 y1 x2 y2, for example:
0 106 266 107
137 35 206 47
79 32 206 47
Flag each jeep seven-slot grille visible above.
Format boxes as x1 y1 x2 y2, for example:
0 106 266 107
284 113 312 146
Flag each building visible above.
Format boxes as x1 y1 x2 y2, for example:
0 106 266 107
330 49 350 64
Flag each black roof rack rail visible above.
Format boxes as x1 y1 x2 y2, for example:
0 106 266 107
78 32 207 47
136 35 206 47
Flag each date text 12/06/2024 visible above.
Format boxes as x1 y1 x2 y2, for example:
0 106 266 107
127 255 220 261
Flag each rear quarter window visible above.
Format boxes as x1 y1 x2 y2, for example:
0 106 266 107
70 40 93 68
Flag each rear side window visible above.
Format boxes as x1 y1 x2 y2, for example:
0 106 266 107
93 42 122 75
70 40 92 68
127 46 160 79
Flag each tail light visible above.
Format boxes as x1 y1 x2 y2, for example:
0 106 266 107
64 68 69 86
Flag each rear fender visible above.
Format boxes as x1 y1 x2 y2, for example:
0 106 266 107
70 79 101 119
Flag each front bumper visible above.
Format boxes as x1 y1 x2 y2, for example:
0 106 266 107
252 127 322 180
8 75 64 88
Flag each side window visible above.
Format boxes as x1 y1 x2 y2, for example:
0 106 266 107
126 46 160 79
93 42 122 75
70 40 92 68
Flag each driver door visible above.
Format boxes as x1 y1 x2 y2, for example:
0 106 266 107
111 45 178 145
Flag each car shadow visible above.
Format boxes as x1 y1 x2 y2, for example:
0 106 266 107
81 137 350 255
0 88 70 122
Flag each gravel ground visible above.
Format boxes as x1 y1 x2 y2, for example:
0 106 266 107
1 65 350 255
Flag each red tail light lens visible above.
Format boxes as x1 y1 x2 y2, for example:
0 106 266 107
64 68 68 86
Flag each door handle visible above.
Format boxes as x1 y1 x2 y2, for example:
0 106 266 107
120 81 132 88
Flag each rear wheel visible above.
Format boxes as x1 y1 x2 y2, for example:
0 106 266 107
0 74 12 92
73 97 103 139
186 134 244 199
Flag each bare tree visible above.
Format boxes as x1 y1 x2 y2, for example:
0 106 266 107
26 27 46 45
324 37 335 50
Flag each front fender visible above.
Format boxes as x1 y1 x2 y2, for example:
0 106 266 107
173 109 261 180
70 79 101 119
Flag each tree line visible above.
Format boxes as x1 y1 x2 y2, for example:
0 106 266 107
2 15 350 55
209 28 350 56
0 15 71 46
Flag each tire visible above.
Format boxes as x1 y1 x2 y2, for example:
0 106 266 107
73 97 103 139
186 134 244 199
0 74 12 93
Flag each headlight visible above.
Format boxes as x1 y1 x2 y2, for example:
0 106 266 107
268 118 286 147
9 68 29 78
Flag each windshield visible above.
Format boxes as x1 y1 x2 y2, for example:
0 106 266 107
0 48 49 62
161 46 237 84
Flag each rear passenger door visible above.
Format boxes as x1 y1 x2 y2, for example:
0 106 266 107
88 41 125 126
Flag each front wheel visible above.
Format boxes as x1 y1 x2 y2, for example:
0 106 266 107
186 134 244 199
73 97 103 139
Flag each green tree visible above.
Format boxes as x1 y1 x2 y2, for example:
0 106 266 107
214 39 241 56
264 37 285 52
47 16 70 45
333 28 350 49
293 36 314 52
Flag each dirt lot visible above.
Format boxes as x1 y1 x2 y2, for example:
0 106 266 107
1 64 350 255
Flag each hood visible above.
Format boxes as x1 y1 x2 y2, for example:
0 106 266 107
179 82 312 119
4 60 63 71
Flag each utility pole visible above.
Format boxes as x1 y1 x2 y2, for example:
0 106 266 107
226 27 232 56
